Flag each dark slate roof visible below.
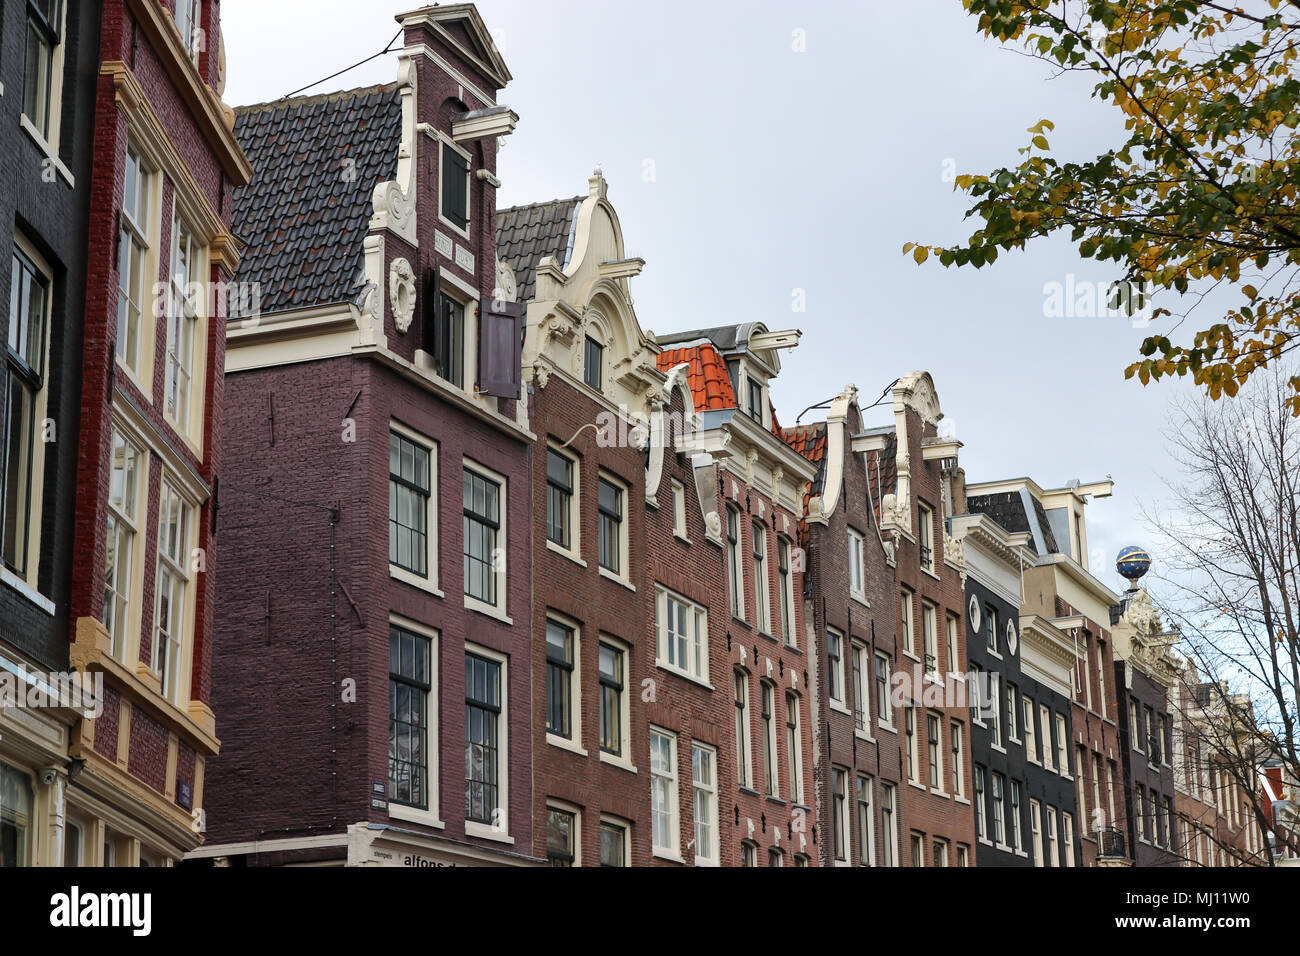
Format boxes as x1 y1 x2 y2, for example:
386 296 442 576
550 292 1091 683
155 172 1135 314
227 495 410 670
656 324 756 353
966 489 1060 557
495 198 582 303
230 84 402 318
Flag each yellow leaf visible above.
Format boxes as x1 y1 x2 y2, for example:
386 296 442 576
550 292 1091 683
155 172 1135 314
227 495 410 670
914 247 929 265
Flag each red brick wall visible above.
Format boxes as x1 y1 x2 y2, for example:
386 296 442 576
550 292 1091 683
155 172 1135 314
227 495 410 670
713 465 817 865
527 374 652 864
881 404 974 864
803 402 904 867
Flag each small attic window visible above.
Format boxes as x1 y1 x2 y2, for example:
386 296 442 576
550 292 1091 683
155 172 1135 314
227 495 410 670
746 376 763 424
584 336 604 391
440 141 471 233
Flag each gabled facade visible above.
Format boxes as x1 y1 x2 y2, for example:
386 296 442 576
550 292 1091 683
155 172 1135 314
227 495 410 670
0 0 102 868
654 323 818 866
505 171 665 866
199 4 537 867
1169 660 1267 867
784 387 905 867
862 372 974 866
1110 588 1180 867
62 0 250 866
967 477 1123 867
951 511 1079 866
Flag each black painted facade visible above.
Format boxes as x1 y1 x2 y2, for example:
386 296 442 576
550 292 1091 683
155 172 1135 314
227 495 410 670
967 575 1081 866
0 0 101 669
1115 658 1180 867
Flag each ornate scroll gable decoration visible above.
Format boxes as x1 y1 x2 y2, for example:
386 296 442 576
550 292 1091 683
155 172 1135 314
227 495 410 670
495 255 518 305
389 258 416 333
370 54 418 245
895 370 944 426
1119 587 1184 685
943 531 968 586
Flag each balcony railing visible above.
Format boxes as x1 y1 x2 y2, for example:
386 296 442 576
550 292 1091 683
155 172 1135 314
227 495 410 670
1097 827 1128 859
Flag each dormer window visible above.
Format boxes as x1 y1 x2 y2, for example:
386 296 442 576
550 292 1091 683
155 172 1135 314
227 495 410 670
746 376 763 423
440 141 471 234
584 336 604 392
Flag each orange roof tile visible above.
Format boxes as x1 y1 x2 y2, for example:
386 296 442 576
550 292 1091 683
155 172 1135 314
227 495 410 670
657 345 736 412
780 423 828 466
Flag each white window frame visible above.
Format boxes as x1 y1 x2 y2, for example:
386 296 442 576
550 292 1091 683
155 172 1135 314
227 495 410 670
848 528 866 601
116 141 158 389
1063 811 1076 866
19 0 68 157
545 800 582 867
1024 696 1038 763
387 615 443 829
165 209 208 447
905 707 919 782
726 505 745 619
881 782 899 867
1046 805 1059 867
172 0 203 61
1030 798 1043 865
1055 713 1070 777
917 501 934 573
752 519 771 635
671 479 688 540
778 534 797 646
900 589 914 656
3 235 54 597
950 719 965 797
875 653 893 729
857 775 875 866
597 635 632 769
389 421 439 594
103 422 147 661
596 470 628 582
833 767 850 863
599 815 630 867
734 668 754 790
786 690 805 805
692 742 719 866
462 459 508 619
437 135 473 240
945 614 958 674
152 478 195 706
1040 704 1055 771
655 585 709 685
650 727 680 859
922 602 938 678
544 442 580 562
544 614 582 753
760 680 778 798
851 641 870 734
827 628 847 709
464 642 511 842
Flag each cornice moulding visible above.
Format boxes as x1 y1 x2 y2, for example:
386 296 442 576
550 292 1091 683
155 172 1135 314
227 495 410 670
122 0 252 183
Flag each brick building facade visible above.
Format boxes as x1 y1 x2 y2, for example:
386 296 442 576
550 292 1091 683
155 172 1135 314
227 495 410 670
863 373 975 866
0 0 101 868
968 478 1125 866
58 0 250 866
784 387 904 866
198 4 537 866
657 324 818 866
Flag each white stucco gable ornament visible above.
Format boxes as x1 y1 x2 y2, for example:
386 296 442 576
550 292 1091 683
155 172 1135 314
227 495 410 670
495 255 518 305
389 258 416 333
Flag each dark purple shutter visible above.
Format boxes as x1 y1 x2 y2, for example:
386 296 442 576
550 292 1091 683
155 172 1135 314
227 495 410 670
478 300 525 399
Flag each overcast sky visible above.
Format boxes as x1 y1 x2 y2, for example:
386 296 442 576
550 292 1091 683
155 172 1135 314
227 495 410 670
223 0 1206 594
